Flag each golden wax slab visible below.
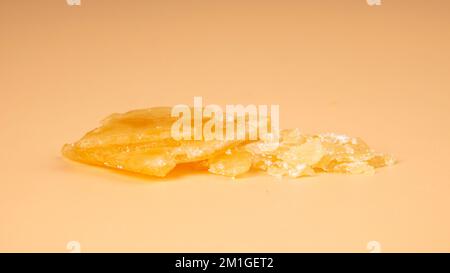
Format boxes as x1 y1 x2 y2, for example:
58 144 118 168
62 107 244 177
62 108 395 178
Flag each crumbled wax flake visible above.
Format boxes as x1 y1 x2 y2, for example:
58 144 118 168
62 108 395 178
241 130 395 178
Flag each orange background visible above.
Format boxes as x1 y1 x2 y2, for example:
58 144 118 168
1 0 449 252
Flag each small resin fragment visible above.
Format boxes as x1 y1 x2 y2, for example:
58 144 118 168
62 108 395 178
207 148 253 177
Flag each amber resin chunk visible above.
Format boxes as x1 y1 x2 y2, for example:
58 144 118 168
62 107 244 177
62 108 395 178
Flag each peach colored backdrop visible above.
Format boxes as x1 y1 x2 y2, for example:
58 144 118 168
1 0 449 252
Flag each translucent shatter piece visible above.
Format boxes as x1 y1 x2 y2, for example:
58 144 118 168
62 107 244 177
63 108 395 179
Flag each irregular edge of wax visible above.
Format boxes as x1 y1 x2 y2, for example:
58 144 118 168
61 143 177 177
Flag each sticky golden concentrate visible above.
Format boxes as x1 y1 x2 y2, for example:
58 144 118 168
62 107 395 178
